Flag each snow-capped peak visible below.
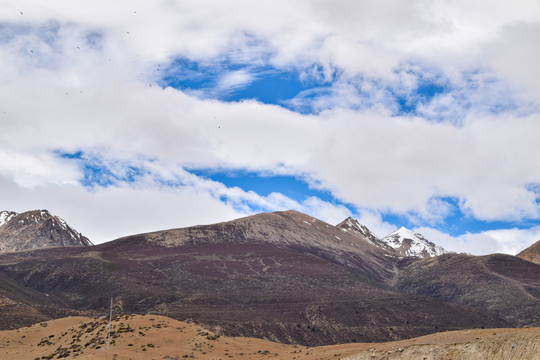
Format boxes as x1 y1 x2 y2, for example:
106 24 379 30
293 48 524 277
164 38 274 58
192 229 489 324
392 227 418 241
0 209 93 253
381 226 446 258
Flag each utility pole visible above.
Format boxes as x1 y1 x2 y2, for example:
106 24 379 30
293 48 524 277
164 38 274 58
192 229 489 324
107 297 113 349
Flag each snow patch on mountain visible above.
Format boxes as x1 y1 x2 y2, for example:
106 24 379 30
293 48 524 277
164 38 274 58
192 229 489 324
0 211 17 228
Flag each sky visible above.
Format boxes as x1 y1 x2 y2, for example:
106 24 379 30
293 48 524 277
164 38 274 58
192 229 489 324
1 0 540 255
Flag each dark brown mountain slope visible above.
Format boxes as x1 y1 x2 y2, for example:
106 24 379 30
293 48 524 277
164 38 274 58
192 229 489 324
0 269 85 330
125 210 399 281
517 239 540 265
0 210 92 253
396 253 540 327
0 211 508 345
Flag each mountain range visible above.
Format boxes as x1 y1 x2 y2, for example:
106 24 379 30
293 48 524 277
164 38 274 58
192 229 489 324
0 209 538 346
0 209 442 259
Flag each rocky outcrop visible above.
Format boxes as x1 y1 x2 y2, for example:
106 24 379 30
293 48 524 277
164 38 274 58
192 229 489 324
345 328 540 360
336 217 394 251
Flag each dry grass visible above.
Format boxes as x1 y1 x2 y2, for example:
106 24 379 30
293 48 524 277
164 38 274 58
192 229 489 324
1 315 539 360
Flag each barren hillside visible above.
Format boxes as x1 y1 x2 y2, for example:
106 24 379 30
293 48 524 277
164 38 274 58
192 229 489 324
1 315 538 360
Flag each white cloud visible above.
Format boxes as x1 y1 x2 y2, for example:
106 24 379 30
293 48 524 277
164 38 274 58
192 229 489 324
415 226 540 256
2 0 537 78
0 173 245 243
484 20 540 101
0 150 79 187
300 197 352 225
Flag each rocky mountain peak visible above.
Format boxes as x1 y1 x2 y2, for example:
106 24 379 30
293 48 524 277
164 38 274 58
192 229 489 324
381 226 446 258
336 217 394 251
0 209 92 253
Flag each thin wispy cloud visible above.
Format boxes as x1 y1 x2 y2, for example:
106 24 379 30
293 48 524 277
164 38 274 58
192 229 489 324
216 69 255 93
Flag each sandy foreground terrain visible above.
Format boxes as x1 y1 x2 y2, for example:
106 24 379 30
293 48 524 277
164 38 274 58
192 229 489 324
0 315 538 360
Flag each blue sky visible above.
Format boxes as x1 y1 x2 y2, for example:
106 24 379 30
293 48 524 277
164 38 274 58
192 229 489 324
162 61 305 102
1 1 540 255
160 58 454 117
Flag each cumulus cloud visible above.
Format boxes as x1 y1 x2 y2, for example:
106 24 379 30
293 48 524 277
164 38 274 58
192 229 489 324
484 21 540 101
0 150 79 187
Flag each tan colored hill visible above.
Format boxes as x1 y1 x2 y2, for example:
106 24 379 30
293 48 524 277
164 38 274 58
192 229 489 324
0 315 539 360
517 239 540 265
